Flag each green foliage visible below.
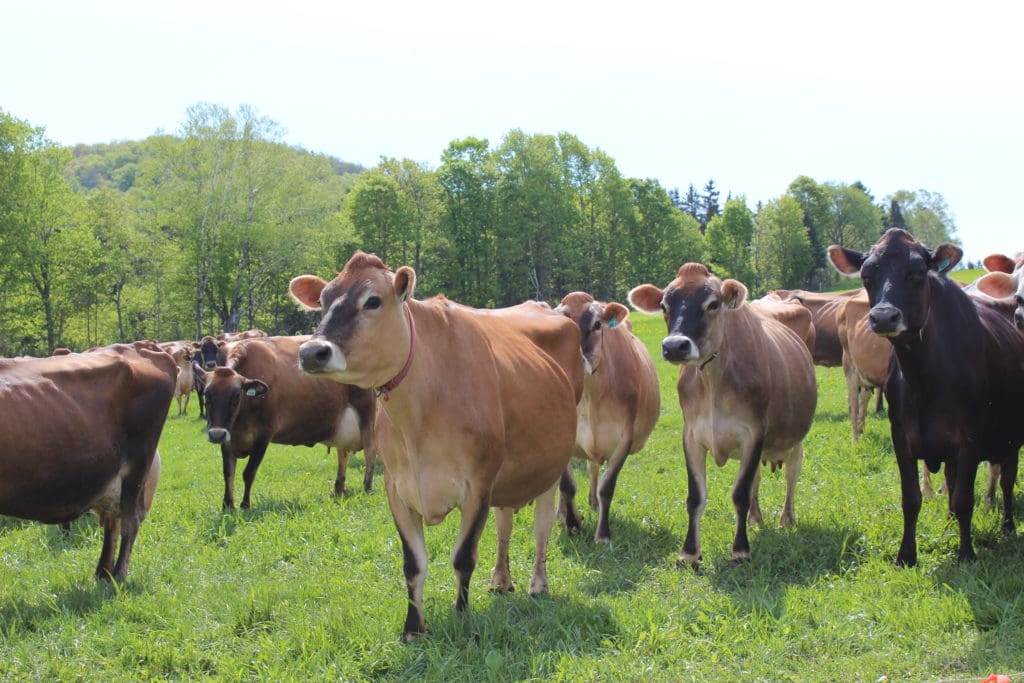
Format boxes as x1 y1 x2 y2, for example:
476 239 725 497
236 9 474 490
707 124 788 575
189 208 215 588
753 195 813 291
705 197 755 285
885 189 960 248
3 321 1023 680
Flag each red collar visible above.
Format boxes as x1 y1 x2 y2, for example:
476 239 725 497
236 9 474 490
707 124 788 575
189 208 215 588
375 304 416 402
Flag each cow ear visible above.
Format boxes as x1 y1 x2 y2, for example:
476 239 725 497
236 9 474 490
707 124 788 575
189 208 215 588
602 302 629 328
930 243 962 275
721 279 748 309
242 380 269 399
394 266 417 303
975 272 1018 299
628 284 665 314
289 275 328 311
983 253 1017 274
827 245 868 276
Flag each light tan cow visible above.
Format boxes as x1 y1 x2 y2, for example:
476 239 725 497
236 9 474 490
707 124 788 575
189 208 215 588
289 251 583 642
836 292 890 443
629 264 817 567
554 292 660 543
770 288 861 367
751 294 816 354
159 341 195 416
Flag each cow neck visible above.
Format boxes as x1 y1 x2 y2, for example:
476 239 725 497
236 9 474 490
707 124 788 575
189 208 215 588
375 303 416 402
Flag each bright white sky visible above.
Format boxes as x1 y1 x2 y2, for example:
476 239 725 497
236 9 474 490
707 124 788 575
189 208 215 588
4 0 1021 262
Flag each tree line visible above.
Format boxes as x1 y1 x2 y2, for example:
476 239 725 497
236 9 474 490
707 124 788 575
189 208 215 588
0 104 959 356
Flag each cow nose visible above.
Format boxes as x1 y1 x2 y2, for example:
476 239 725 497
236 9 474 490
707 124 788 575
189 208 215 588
207 428 230 444
299 340 333 372
204 361 216 370
662 335 694 362
868 304 902 334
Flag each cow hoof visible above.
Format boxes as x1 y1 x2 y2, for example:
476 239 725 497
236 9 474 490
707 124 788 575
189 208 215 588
594 534 611 544
528 579 549 596
729 555 751 567
401 630 424 644
676 554 701 571
488 583 515 594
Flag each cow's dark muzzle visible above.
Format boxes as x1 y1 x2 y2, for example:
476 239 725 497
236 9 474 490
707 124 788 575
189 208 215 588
207 427 230 444
662 335 697 364
868 304 904 336
298 340 333 373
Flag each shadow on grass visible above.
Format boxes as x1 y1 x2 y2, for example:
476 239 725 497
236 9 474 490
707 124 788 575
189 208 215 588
0 579 144 636
705 521 867 606
200 496 313 545
555 513 681 596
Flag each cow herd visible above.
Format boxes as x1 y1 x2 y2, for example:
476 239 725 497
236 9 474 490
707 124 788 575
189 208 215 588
2 228 1023 641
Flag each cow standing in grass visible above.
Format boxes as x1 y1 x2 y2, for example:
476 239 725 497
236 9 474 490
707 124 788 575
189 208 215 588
829 229 1024 564
289 251 583 642
629 264 817 567
555 292 660 543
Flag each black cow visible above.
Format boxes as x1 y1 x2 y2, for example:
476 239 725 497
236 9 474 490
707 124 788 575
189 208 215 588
829 228 1024 565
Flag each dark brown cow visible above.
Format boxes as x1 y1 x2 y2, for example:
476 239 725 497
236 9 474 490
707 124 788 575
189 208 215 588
629 264 817 567
554 292 660 543
829 229 1024 564
289 251 583 642
194 335 377 508
835 292 890 443
0 341 177 580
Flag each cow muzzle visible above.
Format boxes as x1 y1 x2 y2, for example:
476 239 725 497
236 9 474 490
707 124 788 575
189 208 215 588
662 335 700 364
298 339 347 375
207 427 230 444
868 304 906 337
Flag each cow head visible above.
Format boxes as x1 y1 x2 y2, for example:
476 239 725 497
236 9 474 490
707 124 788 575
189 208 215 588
628 263 746 366
289 250 415 390
193 336 226 371
194 366 269 444
828 228 962 338
975 269 1024 329
555 292 628 374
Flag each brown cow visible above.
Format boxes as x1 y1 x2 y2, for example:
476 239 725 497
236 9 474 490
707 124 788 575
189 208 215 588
159 341 195 416
194 335 377 508
289 251 583 642
751 294 816 354
629 264 817 567
836 292 890 444
554 292 660 543
0 341 177 580
771 288 860 367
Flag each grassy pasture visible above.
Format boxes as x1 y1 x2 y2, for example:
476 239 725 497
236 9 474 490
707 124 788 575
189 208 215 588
2 312 1023 681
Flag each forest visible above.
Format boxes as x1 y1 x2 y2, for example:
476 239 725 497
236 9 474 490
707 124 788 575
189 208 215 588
0 104 959 356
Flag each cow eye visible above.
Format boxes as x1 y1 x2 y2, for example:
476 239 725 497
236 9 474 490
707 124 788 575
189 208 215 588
707 300 720 311
659 302 668 314
364 296 382 310
592 320 602 331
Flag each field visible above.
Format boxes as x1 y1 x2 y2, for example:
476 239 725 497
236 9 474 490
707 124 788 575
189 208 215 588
2 313 1023 682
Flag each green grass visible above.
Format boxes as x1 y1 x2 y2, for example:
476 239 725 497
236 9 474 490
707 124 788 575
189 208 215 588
3 314 1023 681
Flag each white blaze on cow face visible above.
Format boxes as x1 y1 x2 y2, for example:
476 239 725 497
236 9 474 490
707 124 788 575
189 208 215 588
290 252 416 391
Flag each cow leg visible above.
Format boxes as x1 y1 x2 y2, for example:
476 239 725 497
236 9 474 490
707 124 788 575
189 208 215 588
239 440 269 509
451 493 490 612
893 449 922 567
986 463 1001 508
334 448 350 496
594 440 630 543
221 446 237 509
856 385 871 439
779 444 804 528
998 456 1017 536
949 456 979 563
748 464 764 528
843 353 861 443
95 515 120 580
490 506 515 593
181 391 190 417
557 466 583 533
529 482 558 596
730 440 763 564
108 446 155 581
385 477 427 642
588 460 601 511
920 461 935 497
679 430 708 568
359 415 377 492
874 387 884 414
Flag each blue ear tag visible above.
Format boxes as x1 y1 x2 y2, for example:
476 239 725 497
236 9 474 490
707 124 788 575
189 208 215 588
246 389 257 397
938 257 951 273
608 317 618 329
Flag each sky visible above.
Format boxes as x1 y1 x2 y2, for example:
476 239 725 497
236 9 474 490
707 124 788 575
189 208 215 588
4 0 1021 263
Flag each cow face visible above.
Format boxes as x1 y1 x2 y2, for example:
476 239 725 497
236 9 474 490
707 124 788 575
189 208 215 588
556 292 628 374
194 337 225 371
197 366 269 444
828 228 961 338
289 250 415 389
629 263 746 366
